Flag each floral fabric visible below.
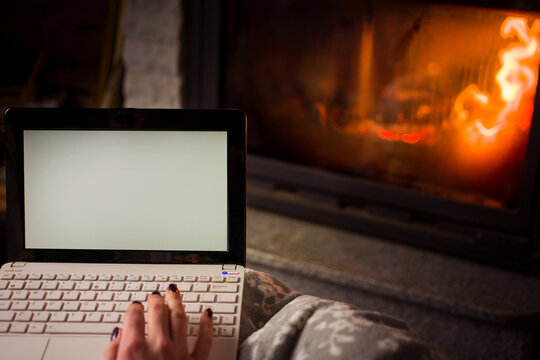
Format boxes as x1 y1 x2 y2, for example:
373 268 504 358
239 269 449 360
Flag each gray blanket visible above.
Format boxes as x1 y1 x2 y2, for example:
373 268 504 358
239 269 450 360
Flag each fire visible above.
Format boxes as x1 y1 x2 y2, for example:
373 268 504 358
453 17 540 153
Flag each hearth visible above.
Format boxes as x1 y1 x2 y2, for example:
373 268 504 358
181 0 540 273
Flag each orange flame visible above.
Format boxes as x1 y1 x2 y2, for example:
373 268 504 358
454 17 540 153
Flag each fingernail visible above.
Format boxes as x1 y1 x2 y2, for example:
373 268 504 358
168 283 178 293
206 308 213 319
110 327 119 341
132 300 142 305
151 290 161 295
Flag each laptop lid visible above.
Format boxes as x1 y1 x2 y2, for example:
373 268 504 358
4 108 246 266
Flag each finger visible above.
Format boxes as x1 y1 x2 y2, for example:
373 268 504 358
191 308 213 360
117 302 147 358
147 291 170 342
104 327 122 360
165 284 189 348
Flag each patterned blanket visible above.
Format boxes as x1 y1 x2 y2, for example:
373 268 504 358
239 269 450 360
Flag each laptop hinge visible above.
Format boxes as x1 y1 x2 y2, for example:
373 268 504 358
222 264 237 270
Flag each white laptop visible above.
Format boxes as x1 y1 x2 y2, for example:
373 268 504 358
0 108 247 360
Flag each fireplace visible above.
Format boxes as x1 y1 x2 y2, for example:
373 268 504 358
181 0 540 273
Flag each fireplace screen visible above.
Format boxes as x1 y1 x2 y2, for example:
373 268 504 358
224 1 540 210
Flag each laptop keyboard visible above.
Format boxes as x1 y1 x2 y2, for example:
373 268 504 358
0 272 241 338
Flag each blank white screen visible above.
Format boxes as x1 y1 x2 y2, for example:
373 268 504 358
23 130 228 251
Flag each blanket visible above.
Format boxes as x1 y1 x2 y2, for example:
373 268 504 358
239 269 450 360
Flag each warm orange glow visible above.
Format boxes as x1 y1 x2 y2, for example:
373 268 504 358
453 17 540 153
373 16 540 155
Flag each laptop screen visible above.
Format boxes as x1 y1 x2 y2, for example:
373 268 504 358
23 130 228 252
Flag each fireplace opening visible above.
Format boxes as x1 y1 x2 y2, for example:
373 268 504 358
181 0 540 273
224 1 539 210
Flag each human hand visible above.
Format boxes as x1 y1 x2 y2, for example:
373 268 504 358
105 284 213 360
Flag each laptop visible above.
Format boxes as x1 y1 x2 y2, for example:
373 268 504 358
0 108 247 360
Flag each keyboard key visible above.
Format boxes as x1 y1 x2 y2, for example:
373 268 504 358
97 292 114 301
33 312 50 322
67 312 85 322
28 323 46 333
42 281 58 290
212 327 219 337
99 274 112 281
98 302 115 312
84 274 98 281
45 291 63 300
8 281 25 290
70 274 84 281
0 290 11 300
45 301 63 311
127 275 140 281
14 273 28 280
103 313 120 323
80 291 97 301
170 275 182 282
0 280 8 289
193 284 208 292
63 302 80 311
221 315 235 325
28 301 46 311
85 313 102 322
75 281 92 291
142 283 158 292
115 302 130 312
28 274 42 280
113 275 126 281
211 276 225 283
12 290 29 300
45 322 117 334
155 275 169 282
198 276 211 282
185 304 201 313
217 294 237 303
200 293 215 303
0 301 10 310
182 293 198 303
113 292 131 302
12 301 29 310
80 302 97 312
209 284 238 293
50 312 68 322
0 311 15 321
0 323 9 332
56 274 70 281
184 275 196 282
221 326 234 337
109 282 125 291
28 291 46 300
0 273 14 280
126 283 142 291
177 283 191 292
206 304 236 314
131 293 147 302
9 322 27 333
25 281 42 290
63 291 80 301
58 281 75 290
92 282 109 291
14 311 33 321
43 274 56 280
141 275 154 282
226 276 240 283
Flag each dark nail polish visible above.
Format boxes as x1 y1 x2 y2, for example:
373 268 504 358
168 283 178 293
151 290 161 295
110 327 119 341
132 300 142 305
206 308 213 319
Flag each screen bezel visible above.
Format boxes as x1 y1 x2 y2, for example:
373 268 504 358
5 108 247 266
